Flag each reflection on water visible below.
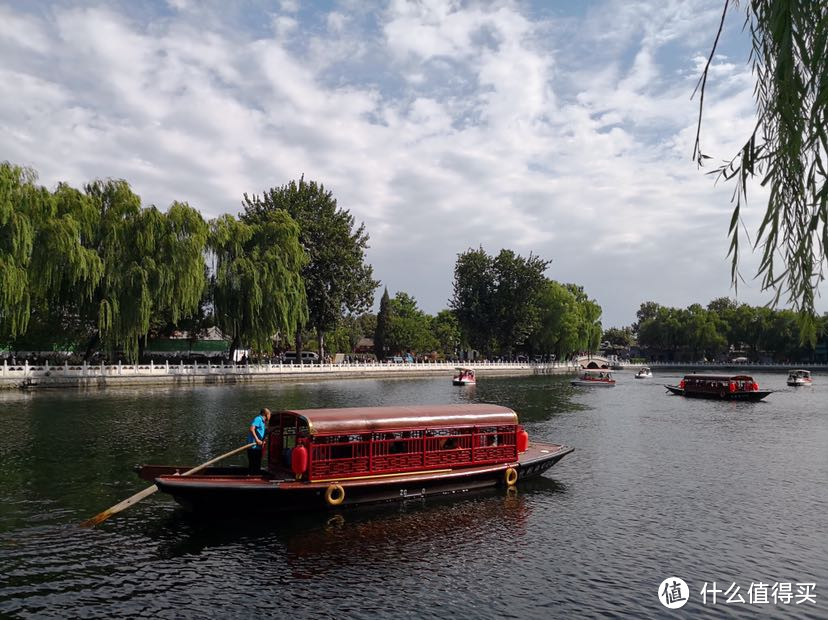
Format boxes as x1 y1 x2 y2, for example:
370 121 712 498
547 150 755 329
1 373 827 619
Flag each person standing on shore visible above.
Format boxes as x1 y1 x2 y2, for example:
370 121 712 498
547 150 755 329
247 408 271 474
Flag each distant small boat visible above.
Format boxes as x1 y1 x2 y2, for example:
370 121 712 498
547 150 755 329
634 367 652 379
571 369 616 387
787 369 812 387
452 367 476 386
665 374 772 401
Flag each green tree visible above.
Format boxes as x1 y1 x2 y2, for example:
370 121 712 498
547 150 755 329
1 168 209 361
633 301 661 335
603 326 633 348
242 178 378 360
431 309 461 358
386 292 436 355
374 288 391 360
638 306 684 355
209 211 307 357
451 247 551 355
0 163 50 340
529 280 582 358
683 304 727 360
764 309 800 360
80 181 209 361
0 164 103 343
566 284 603 353
493 250 551 355
450 247 495 354
695 1 827 339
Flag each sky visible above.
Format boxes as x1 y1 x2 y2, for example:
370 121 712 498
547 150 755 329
1 0 825 327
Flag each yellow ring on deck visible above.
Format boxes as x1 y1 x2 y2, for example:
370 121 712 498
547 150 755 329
325 483 345 506
505 467 518 486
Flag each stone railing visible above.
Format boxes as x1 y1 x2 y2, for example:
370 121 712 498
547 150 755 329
618 360 827 370
1 359 576 382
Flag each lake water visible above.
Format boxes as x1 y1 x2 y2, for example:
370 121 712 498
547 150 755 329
0 372 826 618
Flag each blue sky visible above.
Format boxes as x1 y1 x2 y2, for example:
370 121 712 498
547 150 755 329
1 0 822 327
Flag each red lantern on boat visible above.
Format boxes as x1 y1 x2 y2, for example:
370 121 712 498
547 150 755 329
517 428 529 453
729 381 736 393
752 382 759 391
679 379 685 389
291 444 308 478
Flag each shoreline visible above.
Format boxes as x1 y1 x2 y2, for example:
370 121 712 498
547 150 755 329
0 361 576 391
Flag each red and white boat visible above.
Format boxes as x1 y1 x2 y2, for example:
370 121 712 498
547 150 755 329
786 369 812 387
141 404 573 514
452 367 476 386
570 369 616 387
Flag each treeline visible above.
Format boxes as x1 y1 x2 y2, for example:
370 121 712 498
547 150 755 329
604 298 828 362
0 163 375 361
331 248 603 361
1 162 603 362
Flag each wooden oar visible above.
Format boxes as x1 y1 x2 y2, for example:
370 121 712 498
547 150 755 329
81 442 255 527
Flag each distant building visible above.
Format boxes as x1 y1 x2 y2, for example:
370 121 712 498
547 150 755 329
145 327 238 360
354 337 374 354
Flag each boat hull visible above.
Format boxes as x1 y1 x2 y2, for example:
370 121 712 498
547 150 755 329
150 442 573 514
665 385 772 401
452 379 476 386
787 380 812 387
570 380 615 387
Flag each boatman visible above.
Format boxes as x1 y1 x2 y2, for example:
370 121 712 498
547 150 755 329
247 407 271 474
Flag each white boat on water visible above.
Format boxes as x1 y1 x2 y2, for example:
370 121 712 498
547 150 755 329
571 369 616 387
787 369 812 387
635 367 652 379
452 367 476 386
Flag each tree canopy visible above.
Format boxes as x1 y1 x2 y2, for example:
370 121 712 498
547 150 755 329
209 211 307 356
633 299 825 362
528 280 603 358
1 165 209 360
242 177 378 359
385 292 437 356
451 247 551 355
451 247 600 358
373 287 391 360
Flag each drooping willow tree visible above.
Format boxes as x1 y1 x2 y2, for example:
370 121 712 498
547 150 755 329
83 180 209 360
0 163 40 339
694 0 828 342
0 164 105 343
209 211 308 357
0 166 209 361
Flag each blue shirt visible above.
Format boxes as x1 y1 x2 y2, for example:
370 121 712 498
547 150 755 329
248 414 267 450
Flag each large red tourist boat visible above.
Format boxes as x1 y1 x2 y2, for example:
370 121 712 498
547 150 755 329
665 374 772 401
140 404 573 513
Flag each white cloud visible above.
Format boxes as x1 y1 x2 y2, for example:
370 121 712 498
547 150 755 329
0 5 50 54
0 0 821 327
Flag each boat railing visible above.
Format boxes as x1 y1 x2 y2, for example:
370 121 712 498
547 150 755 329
305 424 518 480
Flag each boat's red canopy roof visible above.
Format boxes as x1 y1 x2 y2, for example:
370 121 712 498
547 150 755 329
683 374 755 381
277 404 518 436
